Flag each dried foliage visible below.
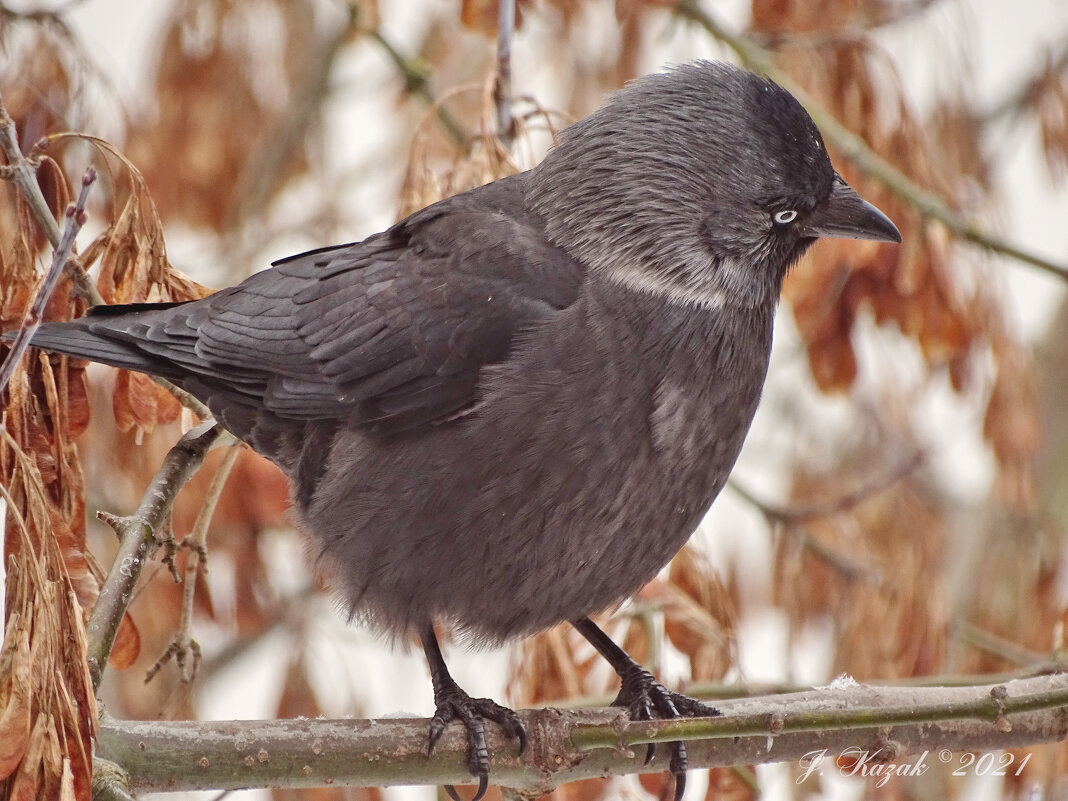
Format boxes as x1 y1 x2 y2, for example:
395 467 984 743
1 0 1066 799
126 0 319 231
0 382 97 799
1033 51 1068 182
773 446 951 680
397 78 524 219
0 154 95 798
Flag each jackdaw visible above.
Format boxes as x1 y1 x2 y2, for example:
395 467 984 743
14 60 901 799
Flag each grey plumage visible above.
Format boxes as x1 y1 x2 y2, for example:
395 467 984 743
15 61 901 796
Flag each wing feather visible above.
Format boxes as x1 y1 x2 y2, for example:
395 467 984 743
22 172 586 440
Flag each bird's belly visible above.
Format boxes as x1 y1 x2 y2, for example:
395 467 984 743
302 372 756 642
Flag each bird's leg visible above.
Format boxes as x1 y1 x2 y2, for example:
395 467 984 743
572 617 720 801
421 626 527 801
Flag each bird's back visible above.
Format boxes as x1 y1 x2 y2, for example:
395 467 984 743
25 172 585 479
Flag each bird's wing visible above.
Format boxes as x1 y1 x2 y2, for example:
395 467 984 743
27 179 586 438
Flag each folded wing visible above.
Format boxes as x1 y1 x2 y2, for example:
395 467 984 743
23 175 585 456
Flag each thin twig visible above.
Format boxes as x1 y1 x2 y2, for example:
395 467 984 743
145 443 242 686
674 0 1068 282
367 30 468 146
0 94 104 305
728 450 923 525
495 0 515 147
226 3 360 234
953 618 1049 667
0 166 95 395
984 37 1068 124
85 421 225 693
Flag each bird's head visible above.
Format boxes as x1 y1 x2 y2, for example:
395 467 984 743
528 61 900 309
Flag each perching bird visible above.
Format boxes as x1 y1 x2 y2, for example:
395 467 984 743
14 61 900 799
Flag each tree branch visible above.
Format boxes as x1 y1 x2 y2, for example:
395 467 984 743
729 450 923 526
495 0 515 147
0 166 95 395
367 30 469 146
226 3 360 233
0 93 104 305
85 421 225 693
674 0 1068 282
96 674 1068 795
145 442 241 686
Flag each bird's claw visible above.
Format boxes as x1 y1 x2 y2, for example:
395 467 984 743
612 665 720 801
427 686 526 801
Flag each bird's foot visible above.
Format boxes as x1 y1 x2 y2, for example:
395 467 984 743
427 680 527 801
612 664 720 801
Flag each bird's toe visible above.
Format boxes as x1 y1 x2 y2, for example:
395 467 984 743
427 687 525 801
611 664 720 799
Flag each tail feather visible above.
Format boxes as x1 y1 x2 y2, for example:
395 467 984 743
3 304 193 381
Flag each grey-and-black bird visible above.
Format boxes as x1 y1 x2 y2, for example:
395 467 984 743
13 61 901 799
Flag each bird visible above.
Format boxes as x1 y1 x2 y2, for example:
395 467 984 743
12 61 900 800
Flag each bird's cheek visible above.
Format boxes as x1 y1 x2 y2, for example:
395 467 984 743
699 211 761 259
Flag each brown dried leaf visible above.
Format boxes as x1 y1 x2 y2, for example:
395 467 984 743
507 625 594 706
658 548 737 682
752 0 842 35
637 772 673 801
59 137 213 307
545 777 609 801
107 613 142 671
984 340 1041 511
0 623 33 780
112 370 183 436
774 448 950 680
276 653 322 720
59 758 76 801
807 332 858 393
40 714 65 801
1035 55 1068 182
0 25 81 253
620 616 650 669
460 0 527 35
706 766 758 801
126 0 321 232
7 711 47 801
398 80 523 218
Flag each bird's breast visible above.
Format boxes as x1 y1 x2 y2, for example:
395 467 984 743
304 279 776 640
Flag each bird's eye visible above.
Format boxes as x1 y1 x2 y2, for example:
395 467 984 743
773 210 798 225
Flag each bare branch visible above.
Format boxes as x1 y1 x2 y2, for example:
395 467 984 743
227 4 360 233
146 443 242 686
367 30 469 146
984 37 1068 124
86 421 225 693
0 94 104 305
729 450 924 525
495 0 515 147
96 673 1068 795
0 166 95 394
673 0 1068 282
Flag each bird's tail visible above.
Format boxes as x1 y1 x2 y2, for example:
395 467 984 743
3 302 191 380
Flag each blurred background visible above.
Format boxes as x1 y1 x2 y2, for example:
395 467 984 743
2 0 1068 799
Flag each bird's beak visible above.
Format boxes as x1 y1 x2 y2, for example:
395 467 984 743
801 174 902 243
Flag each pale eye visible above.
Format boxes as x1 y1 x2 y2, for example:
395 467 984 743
773 209 798 225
